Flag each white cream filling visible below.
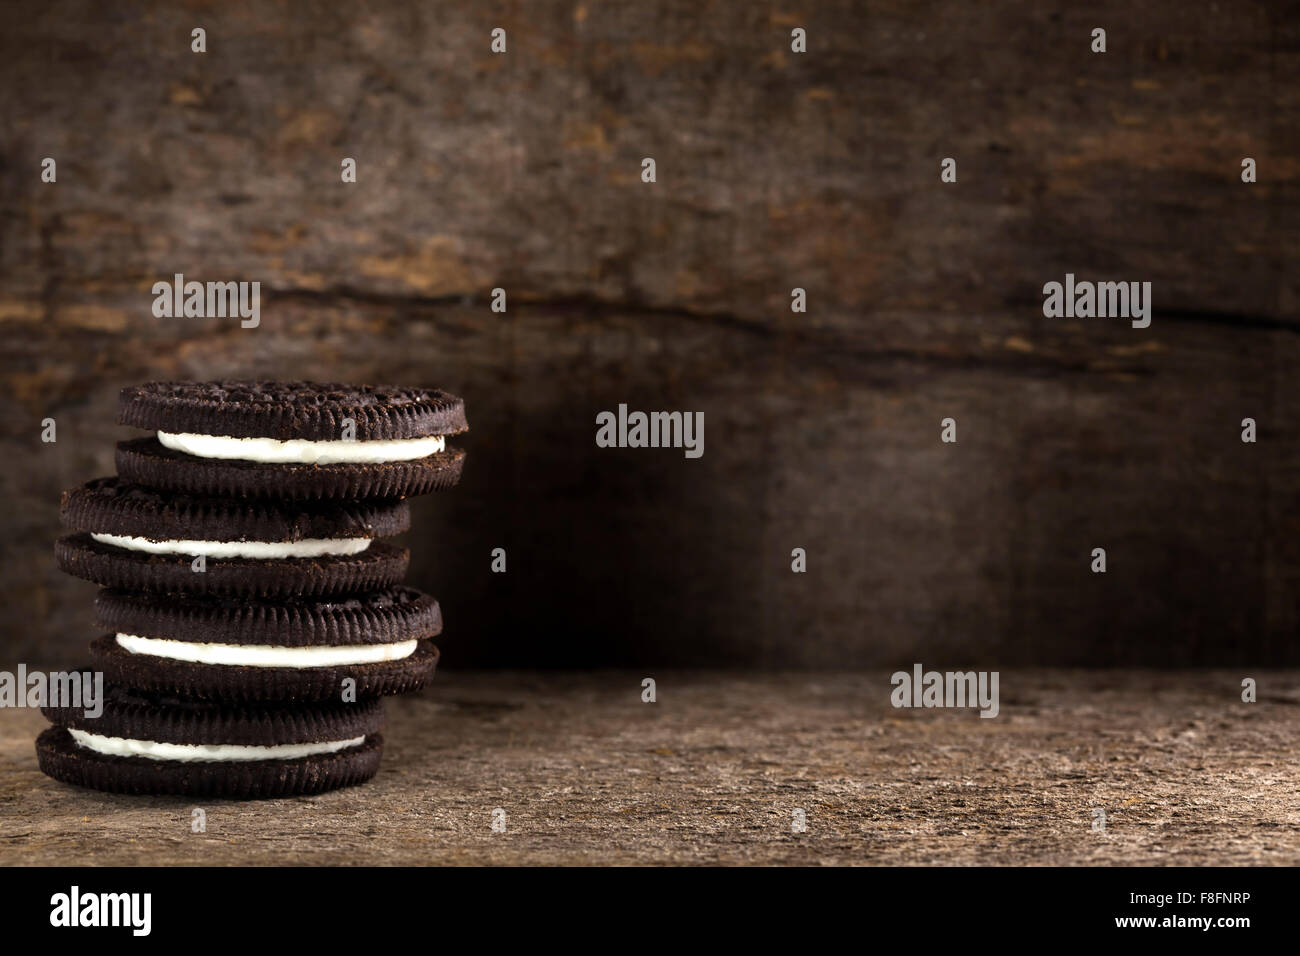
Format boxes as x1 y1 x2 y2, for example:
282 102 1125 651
158 431 446 465
115 632 418 668
68 728 366 763
90 533 371 559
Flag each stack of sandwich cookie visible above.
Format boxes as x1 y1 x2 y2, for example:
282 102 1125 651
37 381 467 798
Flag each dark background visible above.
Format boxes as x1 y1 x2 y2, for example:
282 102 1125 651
0 1 1295 669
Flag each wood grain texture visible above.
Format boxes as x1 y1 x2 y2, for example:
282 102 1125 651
2 671 1298 866
0 1 1296 667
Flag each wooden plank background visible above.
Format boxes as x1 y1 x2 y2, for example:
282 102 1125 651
0 0 1296 667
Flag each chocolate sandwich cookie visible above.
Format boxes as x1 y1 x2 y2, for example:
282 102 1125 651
37 681 385 798
90 587 442 702
55 478 409 597
116 381 469 500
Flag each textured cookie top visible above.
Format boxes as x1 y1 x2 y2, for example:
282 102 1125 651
61 477 410 541
96 586 442 646
119 381 469 441
43 679 385 745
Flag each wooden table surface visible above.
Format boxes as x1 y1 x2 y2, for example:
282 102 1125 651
2 670 1297 866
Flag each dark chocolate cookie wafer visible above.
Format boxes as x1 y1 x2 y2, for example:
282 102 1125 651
117 437 467 500
115 381 468 499
61 477 408 542
96 587 441 646
56 534 409 597
91 587 442 701
37 683 385 798
120 381 468 440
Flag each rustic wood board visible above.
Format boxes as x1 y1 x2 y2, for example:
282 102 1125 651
2 670 1297 866
0 1 1296 667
